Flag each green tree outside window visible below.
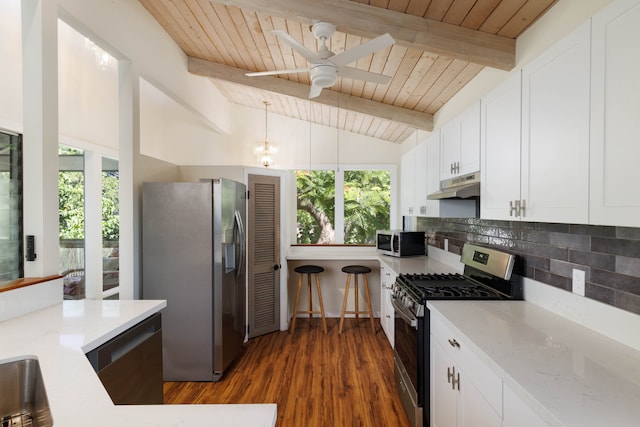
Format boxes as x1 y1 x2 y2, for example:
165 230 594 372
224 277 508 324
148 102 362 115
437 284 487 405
296 169 390 245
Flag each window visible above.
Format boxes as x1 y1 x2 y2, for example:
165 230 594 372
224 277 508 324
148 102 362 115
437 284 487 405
0 131 23 281
59 146 85 298
296 168 391 245
101 156 119 299
59 146 120 299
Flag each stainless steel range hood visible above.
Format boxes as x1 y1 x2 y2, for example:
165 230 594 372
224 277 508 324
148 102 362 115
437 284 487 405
427 172 480 200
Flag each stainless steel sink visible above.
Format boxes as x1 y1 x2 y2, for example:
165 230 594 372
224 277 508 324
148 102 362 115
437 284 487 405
0 357 53 426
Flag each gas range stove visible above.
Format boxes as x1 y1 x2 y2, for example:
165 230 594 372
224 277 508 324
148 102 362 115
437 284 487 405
392 244 521 317
392 243 521 427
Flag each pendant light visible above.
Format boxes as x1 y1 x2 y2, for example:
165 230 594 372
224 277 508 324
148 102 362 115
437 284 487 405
256 101 276 167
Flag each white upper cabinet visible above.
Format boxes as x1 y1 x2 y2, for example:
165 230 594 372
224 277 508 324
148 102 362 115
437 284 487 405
425 130 442 217
481 21 590 223
441 101 481 180
414 138 428 215
481 72 522 221
400 131 432 217
590 0 640 227
400 149 416 216
520 21 591 223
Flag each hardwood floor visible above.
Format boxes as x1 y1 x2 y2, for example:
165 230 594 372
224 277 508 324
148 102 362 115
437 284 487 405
164 318 411 427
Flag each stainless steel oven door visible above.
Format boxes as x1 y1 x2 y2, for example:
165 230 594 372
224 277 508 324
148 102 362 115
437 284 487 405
392 298 423 427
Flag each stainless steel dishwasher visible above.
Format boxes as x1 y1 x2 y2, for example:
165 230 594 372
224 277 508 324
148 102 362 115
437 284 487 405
86 313 163 404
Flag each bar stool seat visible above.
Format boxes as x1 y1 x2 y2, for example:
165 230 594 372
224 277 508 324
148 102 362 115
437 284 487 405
339 265 375 334
290 265 328 334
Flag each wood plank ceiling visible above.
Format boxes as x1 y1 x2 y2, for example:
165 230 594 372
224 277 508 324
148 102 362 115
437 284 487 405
139 0 557 143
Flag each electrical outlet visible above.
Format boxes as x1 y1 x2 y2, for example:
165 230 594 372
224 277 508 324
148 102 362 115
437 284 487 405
572 269 585 296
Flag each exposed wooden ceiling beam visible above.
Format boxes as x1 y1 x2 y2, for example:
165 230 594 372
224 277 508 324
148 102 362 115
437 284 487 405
211 0 515 70
188 56 434 131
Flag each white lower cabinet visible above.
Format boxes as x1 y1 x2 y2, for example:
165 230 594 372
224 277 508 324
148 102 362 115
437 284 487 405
503 385 548 427
379 265 396 347
430 314 501 427
430 310 551 427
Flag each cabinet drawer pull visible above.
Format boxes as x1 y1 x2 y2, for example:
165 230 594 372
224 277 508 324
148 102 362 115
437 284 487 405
448 338 460 348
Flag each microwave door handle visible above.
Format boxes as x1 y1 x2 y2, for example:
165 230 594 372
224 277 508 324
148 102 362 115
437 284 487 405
391 298 418 329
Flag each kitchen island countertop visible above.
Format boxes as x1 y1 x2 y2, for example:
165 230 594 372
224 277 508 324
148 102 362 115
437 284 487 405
0 299 277 427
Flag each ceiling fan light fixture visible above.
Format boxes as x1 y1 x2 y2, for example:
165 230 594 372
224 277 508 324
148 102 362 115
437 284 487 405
310 64 338 88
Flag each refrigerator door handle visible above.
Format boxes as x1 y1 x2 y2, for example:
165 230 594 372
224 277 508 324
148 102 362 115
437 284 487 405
234 210 246 279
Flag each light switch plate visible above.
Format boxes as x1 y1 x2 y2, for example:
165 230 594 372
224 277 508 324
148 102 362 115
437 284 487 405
572 269 586 296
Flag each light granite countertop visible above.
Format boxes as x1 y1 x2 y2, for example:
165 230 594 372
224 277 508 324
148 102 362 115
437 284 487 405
428 300 640 427
0 299 277 427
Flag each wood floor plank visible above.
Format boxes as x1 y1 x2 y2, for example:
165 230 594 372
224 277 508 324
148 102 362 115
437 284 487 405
164 318 411 426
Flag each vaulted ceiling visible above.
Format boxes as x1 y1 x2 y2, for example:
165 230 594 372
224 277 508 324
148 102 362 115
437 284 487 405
139 0 557 143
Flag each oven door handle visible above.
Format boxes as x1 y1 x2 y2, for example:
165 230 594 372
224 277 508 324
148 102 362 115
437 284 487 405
391 298 418 329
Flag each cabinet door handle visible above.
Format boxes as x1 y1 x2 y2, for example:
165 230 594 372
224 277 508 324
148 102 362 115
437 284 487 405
450 163 455 174
448 338 460 348
447 367 454 384
452 372 461 391
520 199 526 217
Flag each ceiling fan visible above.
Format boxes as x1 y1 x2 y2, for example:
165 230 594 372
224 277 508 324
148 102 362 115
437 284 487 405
245 22 395 99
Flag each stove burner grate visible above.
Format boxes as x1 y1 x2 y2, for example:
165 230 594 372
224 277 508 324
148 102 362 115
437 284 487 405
396 272 509 302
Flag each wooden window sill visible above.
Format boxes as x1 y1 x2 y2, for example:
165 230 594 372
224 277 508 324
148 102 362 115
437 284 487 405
0 275 63 293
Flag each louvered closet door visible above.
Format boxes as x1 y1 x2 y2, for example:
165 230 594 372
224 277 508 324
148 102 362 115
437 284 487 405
248 174 281 338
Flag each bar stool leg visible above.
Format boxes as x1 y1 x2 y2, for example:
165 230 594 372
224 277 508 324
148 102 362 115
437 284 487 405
315 273 328 334
363 273 375 333
289 273 303 333
307 273 313 321
354 274 360 325
339 274 351 334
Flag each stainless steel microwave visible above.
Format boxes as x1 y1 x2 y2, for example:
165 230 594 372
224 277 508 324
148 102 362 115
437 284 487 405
375 230 425 257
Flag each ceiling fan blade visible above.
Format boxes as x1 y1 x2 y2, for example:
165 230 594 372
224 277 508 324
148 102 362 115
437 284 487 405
309 83 323 99
272 30 321 63
338 66 391 84
330 33 395 67
245 67 310 77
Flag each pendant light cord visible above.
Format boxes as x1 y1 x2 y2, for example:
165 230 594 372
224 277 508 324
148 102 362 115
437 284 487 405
337 92 340 172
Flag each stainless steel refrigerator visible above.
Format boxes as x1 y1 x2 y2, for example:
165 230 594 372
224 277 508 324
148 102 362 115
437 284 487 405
142 178 246 381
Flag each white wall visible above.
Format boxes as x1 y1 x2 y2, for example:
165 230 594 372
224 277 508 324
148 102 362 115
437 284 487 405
141 99 402 170
0 0 22 132
58 20 118 150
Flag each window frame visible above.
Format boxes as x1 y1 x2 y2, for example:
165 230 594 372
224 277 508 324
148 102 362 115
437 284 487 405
0 130 23 281
294 163 397 246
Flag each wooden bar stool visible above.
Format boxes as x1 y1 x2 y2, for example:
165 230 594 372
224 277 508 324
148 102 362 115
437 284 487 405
339 265 375 334
290 265 328 334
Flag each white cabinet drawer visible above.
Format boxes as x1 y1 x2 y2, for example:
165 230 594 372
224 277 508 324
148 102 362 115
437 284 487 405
431 313 503 417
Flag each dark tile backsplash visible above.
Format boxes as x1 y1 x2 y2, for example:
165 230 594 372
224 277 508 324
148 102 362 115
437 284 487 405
416 217 640 316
